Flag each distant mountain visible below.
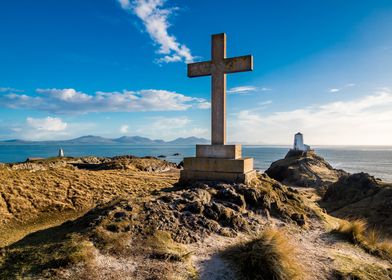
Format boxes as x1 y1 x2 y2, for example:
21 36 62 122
65 135 115 144
167 137 210 145
113 136 165 144
0 135 209 145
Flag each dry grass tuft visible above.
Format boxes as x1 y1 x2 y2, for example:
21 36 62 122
146 230 190 262
333 254 392 280
334 219 392 262
222 228 303 280
335 219 367 243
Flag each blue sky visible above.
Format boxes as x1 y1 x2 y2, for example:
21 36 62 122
1 0 392 144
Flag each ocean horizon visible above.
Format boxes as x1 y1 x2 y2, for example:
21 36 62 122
1 143 391 183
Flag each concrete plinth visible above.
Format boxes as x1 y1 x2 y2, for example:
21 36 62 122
196 144 242 159
183 157 253 173
180 169 257 184
180 155 257 184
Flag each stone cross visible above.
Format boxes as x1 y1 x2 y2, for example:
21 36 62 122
188 33 253 145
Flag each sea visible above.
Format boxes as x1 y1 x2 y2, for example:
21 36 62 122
0 144 391 182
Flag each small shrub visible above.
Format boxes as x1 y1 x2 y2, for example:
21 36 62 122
222 228 303 280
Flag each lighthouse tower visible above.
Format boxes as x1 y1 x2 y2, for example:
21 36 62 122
58 148 64 157
293 133 310 151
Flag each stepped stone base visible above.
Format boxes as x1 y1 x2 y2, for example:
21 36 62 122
180 156 257 184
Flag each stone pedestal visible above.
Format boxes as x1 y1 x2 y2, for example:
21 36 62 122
180 144 257 184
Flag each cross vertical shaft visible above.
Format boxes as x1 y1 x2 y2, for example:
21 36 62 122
187 33 253 146
211 33 227 145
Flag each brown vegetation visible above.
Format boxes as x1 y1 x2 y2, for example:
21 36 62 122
333 219 392 262
0 156 179 247
222 228 303 280
333 254 392 280
1 156 391 279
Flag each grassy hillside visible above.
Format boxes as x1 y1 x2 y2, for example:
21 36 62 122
0 157 391 279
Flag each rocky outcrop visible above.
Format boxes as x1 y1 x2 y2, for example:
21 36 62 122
71 155 178 172
144 175 314 243
265 150 347 188
321 173 392 234
6 155 179 173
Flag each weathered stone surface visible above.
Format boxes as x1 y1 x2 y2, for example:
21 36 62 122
196 144 242 159
143 176 312 243
183 157 253 173
179 169 257 184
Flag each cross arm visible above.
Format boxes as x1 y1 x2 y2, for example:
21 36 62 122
188 61 212 77
224 55 253 74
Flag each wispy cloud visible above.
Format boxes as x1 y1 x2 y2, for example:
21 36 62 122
0 87 23 93
228 86 271 94
259 100 272 106
229 88 392 145
152 116 190 129
328 83 356 93
0 88 209 114
145 116 208 139
6 117 97 141
197 101 211 109
120 124 129 133
117 0 194 64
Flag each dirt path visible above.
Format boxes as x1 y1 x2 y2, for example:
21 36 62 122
188 203 391 280
188 234 242 280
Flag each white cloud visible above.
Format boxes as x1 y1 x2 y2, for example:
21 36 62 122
259 100 272 106
197 101 211 109
0 88 209 114
6 118 96 141
135 116 208 140
120 124 129 133
117 0 194 64
0 87 23 93
118 0 131 9
229 88 392 145
328 83 356 93
26 117 67 132
228 86 271 95
228 86 257 94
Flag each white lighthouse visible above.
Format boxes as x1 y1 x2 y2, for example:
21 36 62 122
58 148 64 157
293 132 310 151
